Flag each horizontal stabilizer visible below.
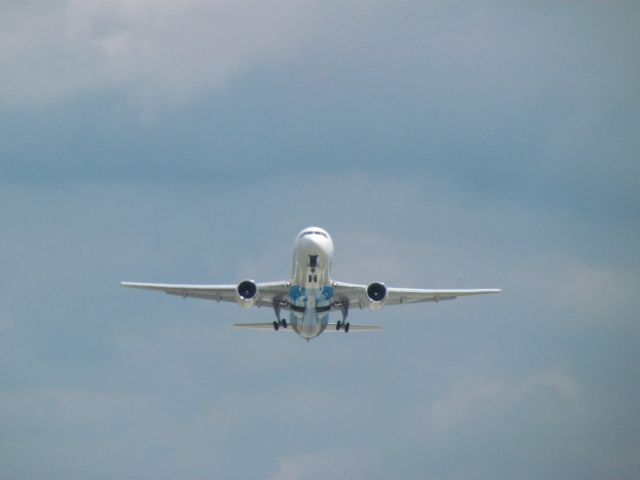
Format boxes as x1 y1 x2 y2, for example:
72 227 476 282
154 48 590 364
234 323 292 331
325 323 382 332
233 323 381 332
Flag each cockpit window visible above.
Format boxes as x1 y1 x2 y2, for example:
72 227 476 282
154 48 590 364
300 230 328 238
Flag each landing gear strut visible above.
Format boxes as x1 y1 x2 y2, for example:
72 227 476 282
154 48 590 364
336 303 350 332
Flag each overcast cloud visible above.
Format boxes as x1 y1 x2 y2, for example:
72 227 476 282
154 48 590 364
1 2 639 479
1 0 322 109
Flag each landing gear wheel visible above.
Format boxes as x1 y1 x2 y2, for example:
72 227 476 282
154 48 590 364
336 321 342 331
344 322 350 333
280 319 288 328
272 321 280 331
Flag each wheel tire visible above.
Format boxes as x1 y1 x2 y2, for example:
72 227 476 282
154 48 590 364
273 321 279 331
281 319 288 328
336 321 342 330
344 322 350 333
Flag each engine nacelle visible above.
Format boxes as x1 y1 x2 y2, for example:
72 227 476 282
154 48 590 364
366 282 388 310
235 280 259 307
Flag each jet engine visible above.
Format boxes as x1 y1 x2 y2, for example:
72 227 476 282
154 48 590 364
366 282 388 310
235 280 259 307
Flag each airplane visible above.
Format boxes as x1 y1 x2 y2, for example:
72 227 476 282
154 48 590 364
122 226 500 341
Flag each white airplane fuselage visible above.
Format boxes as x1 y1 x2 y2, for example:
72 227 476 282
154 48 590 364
289 227 335 339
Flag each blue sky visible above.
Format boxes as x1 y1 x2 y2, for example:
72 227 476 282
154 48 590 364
1 2 639 479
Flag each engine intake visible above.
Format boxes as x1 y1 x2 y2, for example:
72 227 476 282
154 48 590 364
366 282 388 309
236 280 259 307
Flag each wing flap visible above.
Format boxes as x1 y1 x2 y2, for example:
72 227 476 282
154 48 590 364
121 281 291 306
121 282 238 303
332 281 500 309
386 288 501 305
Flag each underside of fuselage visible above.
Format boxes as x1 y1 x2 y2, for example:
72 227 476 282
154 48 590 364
289 310 330 339
288 286 333 339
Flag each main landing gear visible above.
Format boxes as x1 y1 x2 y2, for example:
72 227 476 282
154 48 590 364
272 304 287 331
272 319 287 331
336 321 350 332
335 303 350 333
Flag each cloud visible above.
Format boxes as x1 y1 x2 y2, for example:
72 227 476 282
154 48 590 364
0 0 320 110
269 452 364 480
548 261 638 319
423 371 583 433
5 1 637 116
269 455 319 480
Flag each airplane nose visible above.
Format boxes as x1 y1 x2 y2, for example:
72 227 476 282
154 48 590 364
298 235 321 254
294 230 334 269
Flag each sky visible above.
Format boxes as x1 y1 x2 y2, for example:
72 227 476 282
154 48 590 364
1 1 639 479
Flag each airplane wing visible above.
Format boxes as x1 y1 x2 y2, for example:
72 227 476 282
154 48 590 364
120 281 290 308
332 281 501 309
